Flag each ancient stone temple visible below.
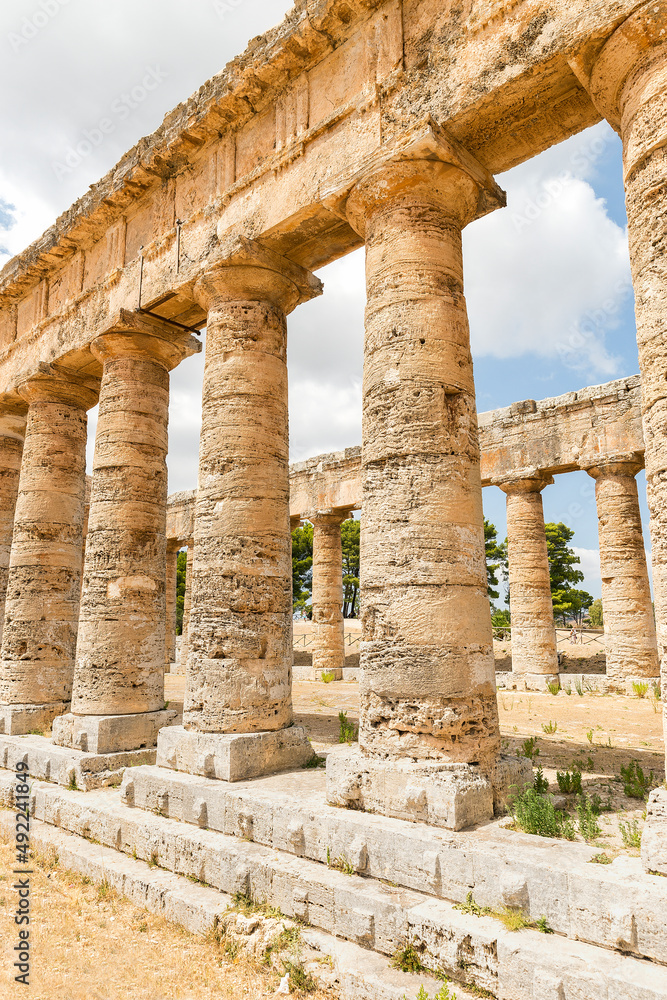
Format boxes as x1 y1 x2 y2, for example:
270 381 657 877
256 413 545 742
0 2 666 996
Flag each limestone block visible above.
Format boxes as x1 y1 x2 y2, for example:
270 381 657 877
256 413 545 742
641 788 667 876
0 733 156 791
52 709 176 754
0 702 68 736
156 723 313 781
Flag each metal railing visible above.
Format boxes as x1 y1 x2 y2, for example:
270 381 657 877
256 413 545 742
492 626 605 649
293 632 361 648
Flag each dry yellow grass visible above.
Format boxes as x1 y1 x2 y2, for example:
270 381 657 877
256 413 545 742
0 835 336 1000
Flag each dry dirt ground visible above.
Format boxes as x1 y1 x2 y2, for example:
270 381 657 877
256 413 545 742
165 674 666 858
0 835 337 1000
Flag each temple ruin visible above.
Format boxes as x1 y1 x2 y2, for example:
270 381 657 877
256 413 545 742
0 0 666 996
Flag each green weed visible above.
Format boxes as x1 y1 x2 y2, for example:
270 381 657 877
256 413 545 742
577 795 602 841
391 942 425 973
620 760 654 799
542 721 558 734
453 892 490 917
338 710 358 744
302 754 326 769
632 681 649 699
520 737 540 762
546 680 561 696
511 788 576 840
619 818 642 849
326 847 355 875
321 671 335 683
556 770 582 795
536 915 554 934
589 852 612 864
533 767 549 794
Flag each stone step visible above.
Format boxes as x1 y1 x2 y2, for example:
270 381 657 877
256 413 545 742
0 733 157 791
1 776 666 1000
0 812 465 1000
118 761 667 965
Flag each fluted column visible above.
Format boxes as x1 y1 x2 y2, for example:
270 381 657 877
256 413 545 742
0 413 25 645
498 476 558 677
165 541 180 668
179 540 194 669
0 374 96 735
53 316 199 753
586 459 658 681
579 1 667 767
310 512 347 680
154 249 320 782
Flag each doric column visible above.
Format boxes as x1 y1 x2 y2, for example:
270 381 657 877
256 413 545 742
179 540 194 669
156 246 321 781
574 1 667 769
52 313 199 753
165 541 180 667
498 475 559 678
325 141 531 830
0 412 26 644
586 458 658 682
310 511 348 680
0 374 96 735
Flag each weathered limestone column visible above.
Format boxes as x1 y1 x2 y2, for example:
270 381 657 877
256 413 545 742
179 540 194 669
325 144 531 829
586 459 658 682
576 2 667 781
0 374 96 735
310 512 347 681
0 413 25 645
498 476 559 679
53 313 199 753
165 541 180 668
156 246 321 781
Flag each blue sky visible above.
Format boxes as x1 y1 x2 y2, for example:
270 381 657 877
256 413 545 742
0 0 652 603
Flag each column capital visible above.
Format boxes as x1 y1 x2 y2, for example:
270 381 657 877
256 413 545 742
585 454 643 480
167 538 182 554
574 1 667 130
307 509 353 527
92 312 200 371
327 123 505 238
495 472 554 495
17 366 99 410
193 238 322 315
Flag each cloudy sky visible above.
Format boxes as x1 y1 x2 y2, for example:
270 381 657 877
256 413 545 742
0 0 652 601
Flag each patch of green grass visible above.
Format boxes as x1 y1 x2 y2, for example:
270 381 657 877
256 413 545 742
338 710 358 744
321 670 335 683
231 892 285 919
556 769 582 795
326 847 355 874
510 788 576 840
589 852 612 864
619 818 642 849
632 681 649 699
302 753 326 769
546 679 561 696
392 942 426 973
542 721 558 734
97 879 115 902
493 907 533 932
575 678 584 697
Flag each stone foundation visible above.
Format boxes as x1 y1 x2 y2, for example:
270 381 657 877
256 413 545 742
156 724 313 782
0 734 156 791
52 709 177 754
326 749 532 830
0 701 69 735
642 787 667 877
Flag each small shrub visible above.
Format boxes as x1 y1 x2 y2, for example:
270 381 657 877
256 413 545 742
546 679 561 696
577 795 602 841
575 678 584 697
401 986 457 1000
302 753 326 769
533 767 549 794
589 852 612 864
453 892 490 917
556 770 582 795
391 942 425 973
562 684 572 696
321 670 335 683
68 773 78 791
632 681 649 699
586 729 594 745
542 721 558 734
619 818 642 849
338 710 358 743
326 847 355 874
536 915 554 934
283 959 317 993
511 788 575 840
620 760 654 799
520 737 540 761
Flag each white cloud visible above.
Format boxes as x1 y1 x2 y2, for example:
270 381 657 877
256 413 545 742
573 547 601 584
463 122 631 378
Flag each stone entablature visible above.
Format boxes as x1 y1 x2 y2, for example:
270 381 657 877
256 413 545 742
166 375 645 539
0 0 643 407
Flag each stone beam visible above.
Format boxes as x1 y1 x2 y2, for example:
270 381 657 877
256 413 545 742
0 1 646 402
